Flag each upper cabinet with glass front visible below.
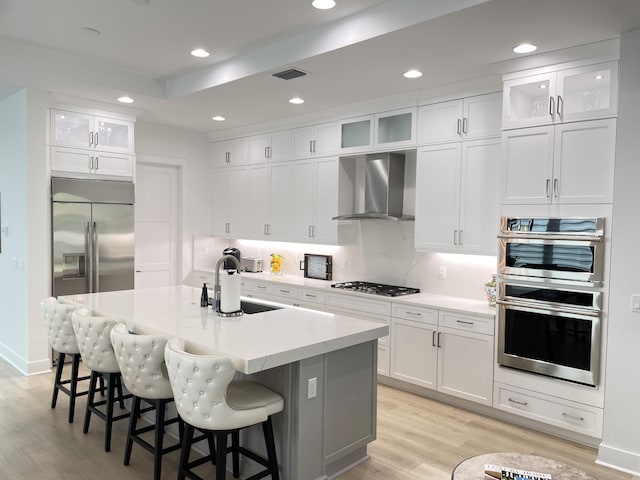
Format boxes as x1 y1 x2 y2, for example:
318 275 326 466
502 62 618 129
339 107 416 154
51 109 135 154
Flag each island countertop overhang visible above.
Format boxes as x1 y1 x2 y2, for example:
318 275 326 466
59 285 389 374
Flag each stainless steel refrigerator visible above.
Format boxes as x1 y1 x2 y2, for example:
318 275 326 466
51 177 135 297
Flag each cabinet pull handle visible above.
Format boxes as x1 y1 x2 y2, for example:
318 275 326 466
95 132 99 146
561 412 584 422
462 117 468 134
89 131 94 146
95 156 99 170
256 285 266 290
508 397 528 406
304 294 317 298
280 289 290 294
557 95 563 117
457 118 461 135
453 230 458 245
432 330 437 347
264 224 268 235
265 146 269 159
309 140 313 154
313 139 317 153
225 152 230 163
89 156 93 170
405 311 421 316
553 178 559 197
546 179 551 198
549 96 555 118
459 229 463 245
437 331 442 348
456 319 474 325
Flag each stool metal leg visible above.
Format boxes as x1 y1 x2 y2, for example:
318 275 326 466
263 417 280 480
232 430 240 477
124 396 141 466
178 423 194 480
105 372 116 452
68 353 81 423
215 431 228 480
83 371 98 434
154 399 165 480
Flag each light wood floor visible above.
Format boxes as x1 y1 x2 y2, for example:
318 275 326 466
1 358 637 480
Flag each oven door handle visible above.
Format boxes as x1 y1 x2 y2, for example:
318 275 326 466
497 233 602 242
496 299 600 317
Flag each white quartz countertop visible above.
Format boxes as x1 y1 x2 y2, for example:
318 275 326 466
59 286 388 375
232 271 495 317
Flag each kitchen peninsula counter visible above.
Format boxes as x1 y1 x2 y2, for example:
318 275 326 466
60 285 386 480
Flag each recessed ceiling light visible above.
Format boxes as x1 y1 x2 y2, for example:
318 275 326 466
130 0 150 4
312 0 336 9
191 48 210 58
538 84 547 89
403 69 423 79
594 74 604 80
513 43 537 54
289 97 305 104
118 96 134 104
212 115 225 121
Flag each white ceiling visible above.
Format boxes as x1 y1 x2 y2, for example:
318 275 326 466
1 0 639 134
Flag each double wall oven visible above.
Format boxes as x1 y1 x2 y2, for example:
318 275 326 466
497 217 605 386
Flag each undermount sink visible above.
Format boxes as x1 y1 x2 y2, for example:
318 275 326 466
240 300 283 315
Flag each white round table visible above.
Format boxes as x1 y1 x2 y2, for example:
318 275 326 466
451 453 599 480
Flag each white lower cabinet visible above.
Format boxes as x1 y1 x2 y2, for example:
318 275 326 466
326 293 391 376
494 382 603 438
391 304 494 406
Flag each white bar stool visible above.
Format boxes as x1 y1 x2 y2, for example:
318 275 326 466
164 338 283 480
72 308 131 452
41 297 90 423
110 323 183 480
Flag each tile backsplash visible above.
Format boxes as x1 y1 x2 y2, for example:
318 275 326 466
193 220 496 302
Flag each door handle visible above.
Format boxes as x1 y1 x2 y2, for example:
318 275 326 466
86 222 93 293
557 95 563 117
93 222 99 292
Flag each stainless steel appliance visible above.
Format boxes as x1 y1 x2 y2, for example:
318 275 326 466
496 216 605 386
51 177 135 297
331 281 420 297
498 217 605 284
240 257 263 272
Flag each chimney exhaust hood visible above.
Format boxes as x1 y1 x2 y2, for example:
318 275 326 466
332 152 414 221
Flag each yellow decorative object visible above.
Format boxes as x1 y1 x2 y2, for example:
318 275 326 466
270 253 284 275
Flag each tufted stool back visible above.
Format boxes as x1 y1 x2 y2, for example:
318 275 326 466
110 323 173 400
72 308 120 373
41 297 81 354
164 338 269 431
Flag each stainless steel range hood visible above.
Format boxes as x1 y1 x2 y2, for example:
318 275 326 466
332 152 414 221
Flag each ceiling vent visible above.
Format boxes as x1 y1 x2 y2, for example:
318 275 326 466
272 68 308 80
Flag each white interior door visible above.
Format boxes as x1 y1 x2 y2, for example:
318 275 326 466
135 163 179 288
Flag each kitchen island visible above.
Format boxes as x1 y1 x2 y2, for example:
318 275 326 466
60 285 388 480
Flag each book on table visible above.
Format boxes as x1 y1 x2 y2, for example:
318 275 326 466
484 463 552 480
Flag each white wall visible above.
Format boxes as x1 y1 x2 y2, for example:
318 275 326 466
134 121 211 282
598 28 640 475
0 87 50 375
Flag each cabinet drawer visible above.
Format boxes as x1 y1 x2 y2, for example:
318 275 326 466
391 303 438 325
326 293 391 316
494 383 603 438
298 288 326 305
439 310 494 335
274 285 298 299
252 282 275 296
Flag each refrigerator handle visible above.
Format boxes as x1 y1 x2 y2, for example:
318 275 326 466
93 221 99 293
86 221 94 293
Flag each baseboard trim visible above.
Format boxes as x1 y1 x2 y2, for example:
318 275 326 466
0 342 51 376
597 443 640 476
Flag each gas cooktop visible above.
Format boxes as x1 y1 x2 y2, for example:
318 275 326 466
331 281 420 297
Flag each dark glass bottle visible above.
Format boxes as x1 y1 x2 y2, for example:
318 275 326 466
200 283 209 307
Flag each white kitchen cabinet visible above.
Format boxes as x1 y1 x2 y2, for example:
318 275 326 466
415 137 501 254
211 137 249 168
292 156 339 244
340 107 417 154
326 293 391 376
210 167 249 238
502 62 618 129
247 162 293 240
500 118 616 204
249 130 292 164
292 122 340 159
417 92 501 145
390 305 494 406
50 109 134 154
50 146 134 179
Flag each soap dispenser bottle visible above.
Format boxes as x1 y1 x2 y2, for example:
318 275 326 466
200 283 209 307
